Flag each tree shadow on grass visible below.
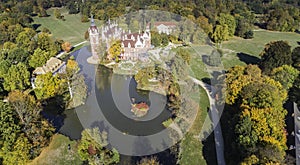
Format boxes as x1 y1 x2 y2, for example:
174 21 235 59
32 23 41 30
237 52 260 65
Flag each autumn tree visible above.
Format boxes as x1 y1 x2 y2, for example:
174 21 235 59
259 41 292 74
61 41 72 52
196 16 213 35
6 90 54 159
224 65 288 164
34 72 66 100
78 128 120 165
63 60 87 108
108 40 121 61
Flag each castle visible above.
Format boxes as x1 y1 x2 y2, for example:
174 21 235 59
88 17 151 61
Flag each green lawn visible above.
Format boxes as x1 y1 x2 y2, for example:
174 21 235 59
188 45 213 80
221 29 300 69
29 134 82 165
33 8 91 45
179 87 215 165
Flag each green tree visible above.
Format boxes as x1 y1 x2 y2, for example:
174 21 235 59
176 48 191 64
211 24 229 47
0 102 21 165
218 13 236 37
3 63 30 91
54 9 62 19
259 41 292 74
0 60 10 78
6 47 30 65
37 32 59 56
292 46 300 70
151 31 162 47
1 134 31 165
78 128 120 165
290 75 300 104
29 48 51 68
270 65 299 90
208 49 222 66
16 28 37 53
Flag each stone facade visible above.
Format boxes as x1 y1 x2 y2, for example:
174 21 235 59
89 18 151 61
88 16 100 60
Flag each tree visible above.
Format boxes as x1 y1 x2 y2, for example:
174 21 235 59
235 16 253 39
218 13 236 37
225 65 288 164
266 8 297 32
208 49 222 66
37 32 60 56
151 31 162 47
292 46 300 70
211 24 229 47
1 134 31 165
78 128 120 165
3 63 30 91
63 60 87 108
137 157 160 165
108 40 121 61
61 42 72 52
34 72 66 100
7 90 55 157
259 41 292 74
16 28 37 53
270 65 299 90
0 60 10 78
29 48 51 68
8 90 41 128
0 102 21 160
196 16 213 34
54 9 62 19
176 48 191 64
6 47 30 65
290 76 300 105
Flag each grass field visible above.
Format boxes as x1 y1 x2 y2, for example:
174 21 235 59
33 8 91 45
28 134 82 165
221 29 300 69
179 87 214 165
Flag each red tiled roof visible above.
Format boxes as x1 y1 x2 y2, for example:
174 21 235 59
134 102 149 109
153 22 177 27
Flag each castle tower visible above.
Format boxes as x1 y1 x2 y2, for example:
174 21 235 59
88 15 99 60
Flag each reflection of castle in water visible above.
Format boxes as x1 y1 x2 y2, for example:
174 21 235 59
89 16 151 61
